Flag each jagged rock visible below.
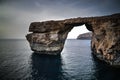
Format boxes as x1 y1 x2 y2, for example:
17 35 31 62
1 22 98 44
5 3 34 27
77 32 92 40
26 13 120 66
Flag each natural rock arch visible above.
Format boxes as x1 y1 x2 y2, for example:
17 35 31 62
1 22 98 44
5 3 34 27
67 24 90 39
26 13 120 66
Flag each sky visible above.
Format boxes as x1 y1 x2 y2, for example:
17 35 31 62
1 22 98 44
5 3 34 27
0 0 120 39
67 25 89 39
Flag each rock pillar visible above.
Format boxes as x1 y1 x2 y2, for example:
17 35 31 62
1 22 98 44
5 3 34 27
26 21 73 55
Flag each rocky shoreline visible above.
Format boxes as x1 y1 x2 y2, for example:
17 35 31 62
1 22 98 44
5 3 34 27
77 32 92 40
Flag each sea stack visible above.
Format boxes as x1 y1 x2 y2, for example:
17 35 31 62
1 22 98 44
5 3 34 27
26 13 120 66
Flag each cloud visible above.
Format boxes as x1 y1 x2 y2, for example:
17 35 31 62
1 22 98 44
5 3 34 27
0 0 120 39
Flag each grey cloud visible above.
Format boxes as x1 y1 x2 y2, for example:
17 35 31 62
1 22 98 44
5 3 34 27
0 0 120 39
1 0 120 15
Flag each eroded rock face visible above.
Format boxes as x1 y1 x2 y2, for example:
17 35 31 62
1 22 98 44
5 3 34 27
91 20 120 66
26 13 120 66
26 21 73 55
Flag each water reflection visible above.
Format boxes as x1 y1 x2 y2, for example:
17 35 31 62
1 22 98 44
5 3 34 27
1 40 120 80
30 49 120 80
92 54 120 80
31 53 69 80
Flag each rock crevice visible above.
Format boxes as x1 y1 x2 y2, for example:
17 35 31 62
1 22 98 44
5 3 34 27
26 13 120 66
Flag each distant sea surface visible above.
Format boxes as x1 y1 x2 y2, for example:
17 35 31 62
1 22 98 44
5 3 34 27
0 39 120 80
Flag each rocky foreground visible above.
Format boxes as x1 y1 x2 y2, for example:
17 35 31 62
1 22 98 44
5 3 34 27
26 13 120 66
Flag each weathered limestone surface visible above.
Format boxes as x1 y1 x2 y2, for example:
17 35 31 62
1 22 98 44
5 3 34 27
26 21 73 55
26 13 120 66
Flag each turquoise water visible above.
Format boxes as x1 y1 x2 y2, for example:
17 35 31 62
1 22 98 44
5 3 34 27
0 39 120 80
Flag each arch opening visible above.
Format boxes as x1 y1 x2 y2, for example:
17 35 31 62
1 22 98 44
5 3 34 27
67 24 91 39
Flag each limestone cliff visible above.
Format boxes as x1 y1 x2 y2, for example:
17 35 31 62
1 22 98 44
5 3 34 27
77 32 92 40
26 13 120 66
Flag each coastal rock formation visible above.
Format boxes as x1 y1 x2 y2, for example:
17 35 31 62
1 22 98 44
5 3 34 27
26 21 73 55
26 13 120 66
77 32 92 40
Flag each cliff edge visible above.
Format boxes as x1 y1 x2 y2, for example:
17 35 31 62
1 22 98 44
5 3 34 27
77 32 92 40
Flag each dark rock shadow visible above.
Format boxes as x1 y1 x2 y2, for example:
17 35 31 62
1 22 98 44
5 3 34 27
91 53 120 80
30 53 69 80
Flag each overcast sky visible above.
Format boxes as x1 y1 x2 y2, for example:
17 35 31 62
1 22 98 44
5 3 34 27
0 0 120 39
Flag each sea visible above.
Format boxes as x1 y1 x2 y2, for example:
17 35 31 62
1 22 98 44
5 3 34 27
0 39 120 80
